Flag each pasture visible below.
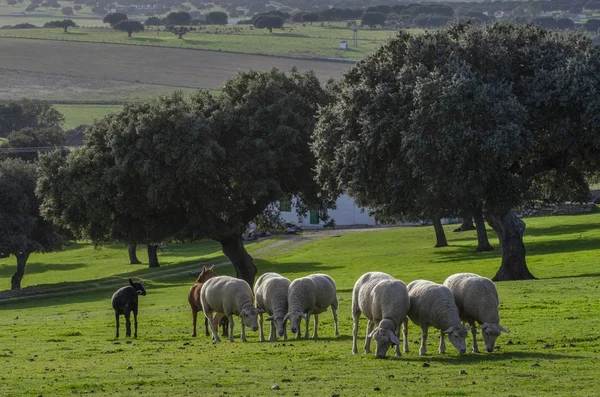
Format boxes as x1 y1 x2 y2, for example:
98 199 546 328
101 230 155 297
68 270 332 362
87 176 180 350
1 213 599 396
0 24 397 60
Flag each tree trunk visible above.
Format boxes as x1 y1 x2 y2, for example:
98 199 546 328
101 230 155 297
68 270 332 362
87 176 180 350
473 208 493 252
219 235 257 287
128 32 132 37
147 245 160 268
485 211 535 281
128 243 142 264
11 252 31 290
453 216 475 232
432 215 448 248
64 27 68 33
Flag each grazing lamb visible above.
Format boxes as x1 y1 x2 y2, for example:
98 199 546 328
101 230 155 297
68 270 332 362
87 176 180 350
187 265 229 338
111 279 146 338
254 272 291 342
200 275 263 343
443 272 508 353
352 272 410 358
285 273 339 339
403 279 470 355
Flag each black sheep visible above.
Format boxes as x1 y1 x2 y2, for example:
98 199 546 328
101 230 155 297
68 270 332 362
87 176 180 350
111 279 146 338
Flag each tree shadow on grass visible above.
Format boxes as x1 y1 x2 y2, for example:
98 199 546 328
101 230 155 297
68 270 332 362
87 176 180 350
181 39 210 45
0 262 87 278
524 222 600 237
64 31 88 36
128 37 163 43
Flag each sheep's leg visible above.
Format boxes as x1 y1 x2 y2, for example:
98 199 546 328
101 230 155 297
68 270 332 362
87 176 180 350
133 308 138 338
204 317 210 337
469 319 479 353
269 320 277 342
312 314 319 339
394 328 402 357
304 311 311 339
228 315 236 342
124 311 132 337
331 305 339 336
258 312 265 342
419 325 428 356
206 312 221 343
283 326 288 340
364 319 374 354
402 318 409 354
439 330 446 354
114 312 120 338
351 311 360 354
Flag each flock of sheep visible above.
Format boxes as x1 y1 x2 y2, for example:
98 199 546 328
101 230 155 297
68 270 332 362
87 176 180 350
111 269 508 358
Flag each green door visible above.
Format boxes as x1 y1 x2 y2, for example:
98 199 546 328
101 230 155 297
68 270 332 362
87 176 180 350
309 210 319 225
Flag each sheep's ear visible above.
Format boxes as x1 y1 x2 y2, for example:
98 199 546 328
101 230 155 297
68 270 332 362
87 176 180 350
257 308 265 314
202 265 207 272
129 279 135 287
443 326 454 334
283 313 289 321
209 265 215 270
499 325 509 334
266 317 273 322
301 313 308 321
480 323 489 331
389 332 401 346
464 326 472 331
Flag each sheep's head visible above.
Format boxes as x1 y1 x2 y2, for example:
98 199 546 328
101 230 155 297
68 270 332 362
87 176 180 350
266 314 288 337
480 323 509 353
240 308 263 332
368 327 400 359
196 265 218 283
285 311 307 335
444 325 470 354
129 279 146 296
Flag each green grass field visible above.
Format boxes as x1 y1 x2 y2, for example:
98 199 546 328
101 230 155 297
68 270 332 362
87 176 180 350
54 104 123 129
0 25 399 60
1 213 599 395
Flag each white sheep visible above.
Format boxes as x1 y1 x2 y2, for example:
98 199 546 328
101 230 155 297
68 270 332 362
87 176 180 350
254 272 291 342
351 271 410 358
200 275 263 343
443 272 508 353
403 279 470 355
285 273 339 339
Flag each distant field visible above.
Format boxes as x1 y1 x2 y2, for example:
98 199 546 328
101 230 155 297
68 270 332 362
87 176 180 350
54 104 123 129
0 38 351 95
0 24 397 60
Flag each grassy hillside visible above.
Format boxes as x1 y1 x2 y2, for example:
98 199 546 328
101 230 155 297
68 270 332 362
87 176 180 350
0 25 399 60
1 213 599 395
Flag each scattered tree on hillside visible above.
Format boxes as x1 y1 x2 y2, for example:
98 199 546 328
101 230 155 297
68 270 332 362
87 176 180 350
61 6 73 16
167 25 195 39
74 5 82 12
584 18 600 32
144 16 162 26
114 20 144 37
103 12 127 27
206 11 228 25
0 158 67 290
313 22 600 281
37 69 332 286
43 19 77 32
253 15 283 32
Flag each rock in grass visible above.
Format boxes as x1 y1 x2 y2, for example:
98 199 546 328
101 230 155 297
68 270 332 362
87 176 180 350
271 385 280 391
423 362 430 368
459 370 467 375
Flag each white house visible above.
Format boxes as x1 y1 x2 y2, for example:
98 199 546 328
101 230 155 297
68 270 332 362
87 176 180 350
279 194 377 228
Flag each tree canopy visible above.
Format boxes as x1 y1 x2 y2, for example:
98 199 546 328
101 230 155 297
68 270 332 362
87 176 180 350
103 12 127 27
0 99 64 138
313 22 600 281
253 14 284 32
206 11 228 25
0 158 67 290
114 20 144 37
37 69 331 286
43 19 77 32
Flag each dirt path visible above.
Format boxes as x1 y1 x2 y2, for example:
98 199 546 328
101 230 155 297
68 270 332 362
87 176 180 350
0 229 374 304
